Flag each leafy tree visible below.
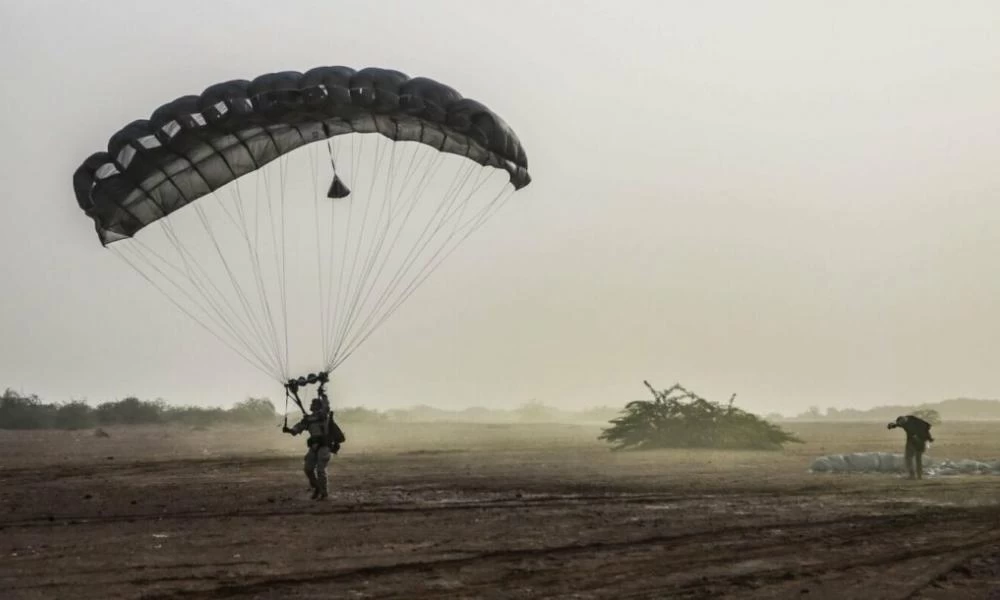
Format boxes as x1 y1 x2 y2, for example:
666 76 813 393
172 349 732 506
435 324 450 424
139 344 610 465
54 401 97 430
0 389 54 429
163 405 227 427
96 397 165 425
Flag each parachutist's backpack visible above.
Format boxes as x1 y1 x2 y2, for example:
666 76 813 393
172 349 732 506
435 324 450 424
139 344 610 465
325 412 346 448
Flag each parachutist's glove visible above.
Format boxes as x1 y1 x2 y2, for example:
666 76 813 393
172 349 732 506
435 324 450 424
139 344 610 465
887 423 897 429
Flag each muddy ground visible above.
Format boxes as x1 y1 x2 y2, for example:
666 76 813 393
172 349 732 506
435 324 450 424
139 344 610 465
2 420 999 599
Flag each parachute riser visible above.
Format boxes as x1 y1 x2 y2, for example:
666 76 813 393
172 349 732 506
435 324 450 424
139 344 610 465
284 371 331 418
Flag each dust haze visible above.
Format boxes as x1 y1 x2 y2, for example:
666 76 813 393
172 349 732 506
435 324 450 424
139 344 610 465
3 1 1000 413
5 2 1000 599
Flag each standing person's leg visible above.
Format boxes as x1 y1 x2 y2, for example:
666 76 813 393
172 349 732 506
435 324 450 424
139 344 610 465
904 441 916 479
914 443 924 480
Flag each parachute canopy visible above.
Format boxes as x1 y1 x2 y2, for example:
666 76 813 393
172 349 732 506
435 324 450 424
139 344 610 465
74 66 530 245
73 66 532 383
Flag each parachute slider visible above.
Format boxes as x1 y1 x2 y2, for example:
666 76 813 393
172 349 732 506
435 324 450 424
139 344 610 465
284 372 330 415
285 371 329 392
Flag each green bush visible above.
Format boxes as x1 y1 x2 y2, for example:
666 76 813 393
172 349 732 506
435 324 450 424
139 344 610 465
599 380 804 451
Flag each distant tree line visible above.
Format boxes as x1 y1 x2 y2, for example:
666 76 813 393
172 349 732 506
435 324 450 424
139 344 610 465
782 400 1000 423
0 388 277 430
0 387 621 431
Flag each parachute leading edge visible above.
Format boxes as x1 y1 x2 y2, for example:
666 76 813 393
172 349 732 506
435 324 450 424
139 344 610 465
73 66 530 246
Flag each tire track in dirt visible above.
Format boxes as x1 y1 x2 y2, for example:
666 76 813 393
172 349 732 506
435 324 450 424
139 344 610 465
374 510 1000 600
0 456 293 484
129 507 990 600
0 490 798 529
468 509 1000 600
896 539 1000 600
655 525 1000 599
0 560 270 581
902 541 1000 600
0 493 957 533
3 501 918 595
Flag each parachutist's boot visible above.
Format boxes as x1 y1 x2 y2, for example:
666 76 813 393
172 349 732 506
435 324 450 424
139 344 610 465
306 471 319 498
313 475 329 501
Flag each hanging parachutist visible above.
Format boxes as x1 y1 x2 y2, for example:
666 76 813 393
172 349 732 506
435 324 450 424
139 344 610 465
280 372 344 500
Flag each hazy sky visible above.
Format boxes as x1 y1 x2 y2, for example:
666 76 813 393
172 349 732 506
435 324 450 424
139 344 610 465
3 1 1000 415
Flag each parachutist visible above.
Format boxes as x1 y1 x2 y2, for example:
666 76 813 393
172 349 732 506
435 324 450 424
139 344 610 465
887 415 934 480
282 394 346 500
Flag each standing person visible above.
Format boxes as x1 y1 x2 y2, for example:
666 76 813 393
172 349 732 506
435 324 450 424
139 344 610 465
887 415 934 480
283 396 334 500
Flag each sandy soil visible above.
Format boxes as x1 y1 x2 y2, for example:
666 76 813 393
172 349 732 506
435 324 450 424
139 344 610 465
2 421 999 599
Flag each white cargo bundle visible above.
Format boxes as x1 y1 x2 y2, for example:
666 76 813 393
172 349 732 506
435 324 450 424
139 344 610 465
809 452 1000 477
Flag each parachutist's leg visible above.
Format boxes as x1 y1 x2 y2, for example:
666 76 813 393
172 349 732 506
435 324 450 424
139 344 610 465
915 448 924 480
304 448 319 496
313 447 332 500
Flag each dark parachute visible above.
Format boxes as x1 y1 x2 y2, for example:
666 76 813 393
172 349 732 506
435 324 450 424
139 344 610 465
74 66 530 245
72 66 532 387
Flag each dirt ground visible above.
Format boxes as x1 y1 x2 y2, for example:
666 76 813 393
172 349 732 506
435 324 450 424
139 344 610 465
2 420 1000 599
